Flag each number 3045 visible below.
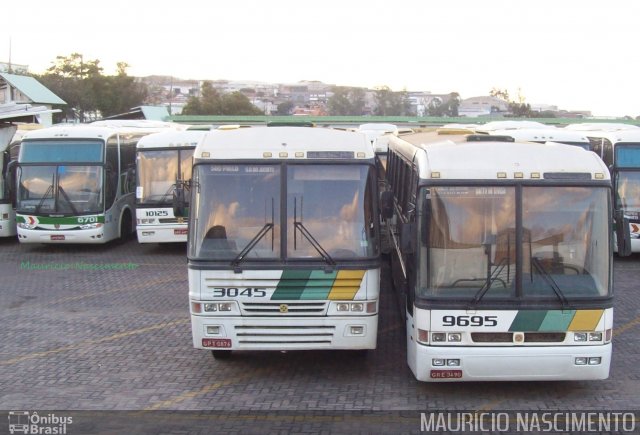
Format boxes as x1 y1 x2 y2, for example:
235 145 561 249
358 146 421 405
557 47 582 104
442 315 498 327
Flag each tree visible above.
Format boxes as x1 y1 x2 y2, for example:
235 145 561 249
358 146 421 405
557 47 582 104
373 86 412 116
182 81 262 115
327 87 365 115
276 101 295 115
489 87 510 102
426 92 460 117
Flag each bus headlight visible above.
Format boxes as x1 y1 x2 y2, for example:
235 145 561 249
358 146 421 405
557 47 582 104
199 302 238 314
588 332 603 342
18 223 36 230
331 301 376 315
80 223 103 230
574 332 588 342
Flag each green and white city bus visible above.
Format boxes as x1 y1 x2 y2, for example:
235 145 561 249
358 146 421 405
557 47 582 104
136 129 204 243
381 130 629 381
188 126 381 358
0 124 17 237
16 121 172 243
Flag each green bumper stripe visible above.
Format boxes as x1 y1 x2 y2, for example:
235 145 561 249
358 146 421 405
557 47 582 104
509 310 548 332
271 270 312 300
539 310 576 331
16 215 105 225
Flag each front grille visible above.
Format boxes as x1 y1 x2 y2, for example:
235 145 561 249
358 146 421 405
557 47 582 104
235 324 335 345
524 332 566 343
471 333 513 343
241 301 328 316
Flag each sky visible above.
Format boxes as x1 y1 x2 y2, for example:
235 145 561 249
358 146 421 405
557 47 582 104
3 0 639 117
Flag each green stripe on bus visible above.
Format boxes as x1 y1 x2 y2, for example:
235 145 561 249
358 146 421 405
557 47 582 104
16 215 105 225
271 270 312 300
299 270 338 300
509 310 548 332
538 310 576 331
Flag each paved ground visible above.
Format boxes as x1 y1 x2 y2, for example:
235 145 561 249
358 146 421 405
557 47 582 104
0 238 638 433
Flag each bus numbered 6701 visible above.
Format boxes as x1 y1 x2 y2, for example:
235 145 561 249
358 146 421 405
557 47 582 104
188 126 381 358
381 130 630 381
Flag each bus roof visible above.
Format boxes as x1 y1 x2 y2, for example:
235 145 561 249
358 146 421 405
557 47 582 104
488 128 589 144
389 131 609 181
475 120 548 132
136 129 208 149
195 126 374 160
582 129 640 143
21 123 176 141
564 122 640 132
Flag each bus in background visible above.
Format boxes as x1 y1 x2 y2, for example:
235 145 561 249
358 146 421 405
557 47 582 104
581 129 640 252
0 124 17 237
381 130 629 382
487 128 591 149
136 130 206 243
188 126 381 358
564 123 639 132
15 121 172 244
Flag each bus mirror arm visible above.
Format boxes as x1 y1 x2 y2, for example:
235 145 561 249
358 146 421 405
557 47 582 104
173 187 186 218
615 209 632 257
400 222 416 254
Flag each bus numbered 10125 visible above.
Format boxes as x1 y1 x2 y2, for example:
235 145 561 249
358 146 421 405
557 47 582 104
188 126 381 358
136 129 205 243
15 121 174 243
381 130 630 382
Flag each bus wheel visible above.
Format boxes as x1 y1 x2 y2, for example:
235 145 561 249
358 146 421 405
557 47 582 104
120 211 132 242
212 350 232 359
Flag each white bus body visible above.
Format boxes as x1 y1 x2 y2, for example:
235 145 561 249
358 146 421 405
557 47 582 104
16 122 171 244
188 126 381 358
383 131 617 381
581 129 640 252
488 128 591 149
0 125 17 237
136 130 205 243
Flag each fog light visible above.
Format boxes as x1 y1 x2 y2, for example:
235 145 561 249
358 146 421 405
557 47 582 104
337 303 350 312
351 303 364 312
206 326 220 335
574 333 587 342
589 332 602 341
141 231 155 236
432 333 446 342
350 326 364 335
432 359 445 366
588 357 601 365
204 303 217 312
218 303 233 312
575 357 588 365
448 333 462 342
447 359 460 367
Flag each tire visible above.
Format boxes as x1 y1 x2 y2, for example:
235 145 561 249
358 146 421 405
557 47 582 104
119 211 132 242
211 350 232 359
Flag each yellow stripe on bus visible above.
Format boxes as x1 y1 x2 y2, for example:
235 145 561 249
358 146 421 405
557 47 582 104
568 309 604 331
327 270 365 300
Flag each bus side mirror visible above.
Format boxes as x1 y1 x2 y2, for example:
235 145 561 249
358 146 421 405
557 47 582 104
615 210 632 257
173 187 186 218
400 222 415 254
380 190 394 219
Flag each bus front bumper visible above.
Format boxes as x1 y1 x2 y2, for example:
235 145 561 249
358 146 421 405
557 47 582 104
191 315 378 351
137 225 188 243
17 227 107 244
411 343 611 382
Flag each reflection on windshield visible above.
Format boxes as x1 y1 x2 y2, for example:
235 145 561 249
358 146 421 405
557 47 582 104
137 149 194 204
616 171 640 211
189 163 379 261
418 186 609 301
17 165 103 214
287 165 377 259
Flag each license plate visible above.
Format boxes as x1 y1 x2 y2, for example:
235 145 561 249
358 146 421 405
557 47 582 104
174 229 188 235
202 338 232 348
430 370 462 379
50 235 65 241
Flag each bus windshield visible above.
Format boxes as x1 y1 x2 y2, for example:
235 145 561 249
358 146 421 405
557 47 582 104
616 171 640 212
17 165 104 214
418 185 610 301
20 140 104 163
137 149 194 204
189 163 378 261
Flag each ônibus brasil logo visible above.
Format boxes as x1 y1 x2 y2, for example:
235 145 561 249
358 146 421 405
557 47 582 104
8 411 73 434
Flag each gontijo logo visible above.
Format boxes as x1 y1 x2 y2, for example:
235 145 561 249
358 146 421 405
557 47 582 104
8 411 73 434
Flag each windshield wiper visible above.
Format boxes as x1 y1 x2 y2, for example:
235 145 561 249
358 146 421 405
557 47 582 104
35 184 54 214
468 257 508 308
531 257 570 309
57 185 79 215
231 198 275 271
293 197 335 268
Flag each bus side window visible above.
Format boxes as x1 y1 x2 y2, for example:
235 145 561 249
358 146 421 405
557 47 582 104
105 139 119 209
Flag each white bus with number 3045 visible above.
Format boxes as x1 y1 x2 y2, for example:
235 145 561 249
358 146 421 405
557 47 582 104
188 126 382 358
